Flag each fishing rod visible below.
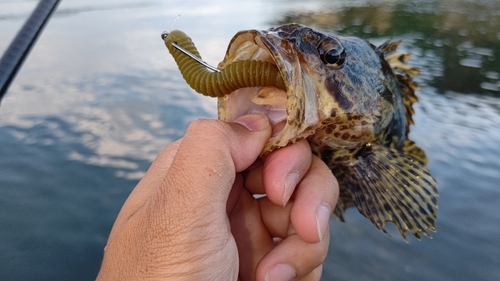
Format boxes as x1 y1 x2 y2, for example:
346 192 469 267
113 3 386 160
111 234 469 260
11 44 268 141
0 0 61 104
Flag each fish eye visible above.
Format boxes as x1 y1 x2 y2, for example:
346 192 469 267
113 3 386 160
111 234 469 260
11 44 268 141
318 38 346 68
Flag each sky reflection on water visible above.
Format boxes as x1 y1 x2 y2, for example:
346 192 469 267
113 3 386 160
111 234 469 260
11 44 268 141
0 0 499 280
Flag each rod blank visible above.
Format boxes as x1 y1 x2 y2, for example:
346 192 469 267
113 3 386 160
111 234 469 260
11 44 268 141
0 0 61 103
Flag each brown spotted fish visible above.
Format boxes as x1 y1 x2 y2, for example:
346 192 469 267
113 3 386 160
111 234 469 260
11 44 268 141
164 23 438 240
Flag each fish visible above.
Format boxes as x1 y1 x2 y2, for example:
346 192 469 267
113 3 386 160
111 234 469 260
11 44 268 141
165 23 438 240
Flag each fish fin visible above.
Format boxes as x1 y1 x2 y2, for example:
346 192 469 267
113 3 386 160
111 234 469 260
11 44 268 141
402 139 428 166
387 52 419 131
329 165 355 222
396 73 419 132
377 41 420 132
333 202 346 222
376 40 402 56
376 41 420 77
339 143 438 241
386 53 421 77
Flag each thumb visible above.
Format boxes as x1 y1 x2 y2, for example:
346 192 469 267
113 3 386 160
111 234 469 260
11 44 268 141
160 114 271 210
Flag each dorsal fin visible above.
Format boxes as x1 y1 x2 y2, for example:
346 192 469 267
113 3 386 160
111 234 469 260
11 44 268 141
376 40 402 55
376 41 420 133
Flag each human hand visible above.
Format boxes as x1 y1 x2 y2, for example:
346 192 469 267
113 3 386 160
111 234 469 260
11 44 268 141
96 114 338 281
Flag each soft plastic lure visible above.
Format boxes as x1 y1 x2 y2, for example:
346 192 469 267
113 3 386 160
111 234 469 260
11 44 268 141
162 30 285 97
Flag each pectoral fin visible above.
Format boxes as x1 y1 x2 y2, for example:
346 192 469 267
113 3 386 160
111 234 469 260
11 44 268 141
339 143 438 240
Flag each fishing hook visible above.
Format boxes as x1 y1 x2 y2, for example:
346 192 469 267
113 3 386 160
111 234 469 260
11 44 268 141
161 31 221 73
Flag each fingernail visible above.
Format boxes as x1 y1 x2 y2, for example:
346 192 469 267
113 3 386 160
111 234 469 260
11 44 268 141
265 263 296 281
283 172 299 206
234 114 269 132
316 204 331 241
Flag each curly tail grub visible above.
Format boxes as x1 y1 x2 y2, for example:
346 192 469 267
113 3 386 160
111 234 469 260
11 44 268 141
163 30 285 97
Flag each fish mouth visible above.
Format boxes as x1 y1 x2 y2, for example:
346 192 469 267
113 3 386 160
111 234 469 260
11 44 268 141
217 26 321 154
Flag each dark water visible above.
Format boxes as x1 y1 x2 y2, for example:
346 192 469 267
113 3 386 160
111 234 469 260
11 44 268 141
1 0 499 280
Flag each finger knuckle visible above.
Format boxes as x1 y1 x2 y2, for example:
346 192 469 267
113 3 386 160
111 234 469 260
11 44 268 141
187 119 232 144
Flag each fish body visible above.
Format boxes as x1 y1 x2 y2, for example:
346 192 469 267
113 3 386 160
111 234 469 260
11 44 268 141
216 24 437 240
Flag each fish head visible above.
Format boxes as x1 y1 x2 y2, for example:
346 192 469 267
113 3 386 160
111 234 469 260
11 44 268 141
218 23 407 154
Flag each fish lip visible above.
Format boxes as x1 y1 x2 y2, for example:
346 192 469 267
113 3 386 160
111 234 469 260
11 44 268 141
218 25 321 154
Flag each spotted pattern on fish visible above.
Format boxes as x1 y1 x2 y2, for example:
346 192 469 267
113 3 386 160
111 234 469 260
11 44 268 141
217 23 438 240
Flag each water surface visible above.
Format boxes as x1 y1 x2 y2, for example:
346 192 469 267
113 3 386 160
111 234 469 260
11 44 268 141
1 0 499 280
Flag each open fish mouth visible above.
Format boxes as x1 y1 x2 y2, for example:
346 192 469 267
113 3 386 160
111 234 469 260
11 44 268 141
217 26 322 154
222 85 288 136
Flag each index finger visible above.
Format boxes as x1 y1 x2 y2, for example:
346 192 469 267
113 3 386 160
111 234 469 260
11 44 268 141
244 140 313 207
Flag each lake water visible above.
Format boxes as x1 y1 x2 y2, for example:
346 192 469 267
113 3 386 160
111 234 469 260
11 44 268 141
1 0 499 280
